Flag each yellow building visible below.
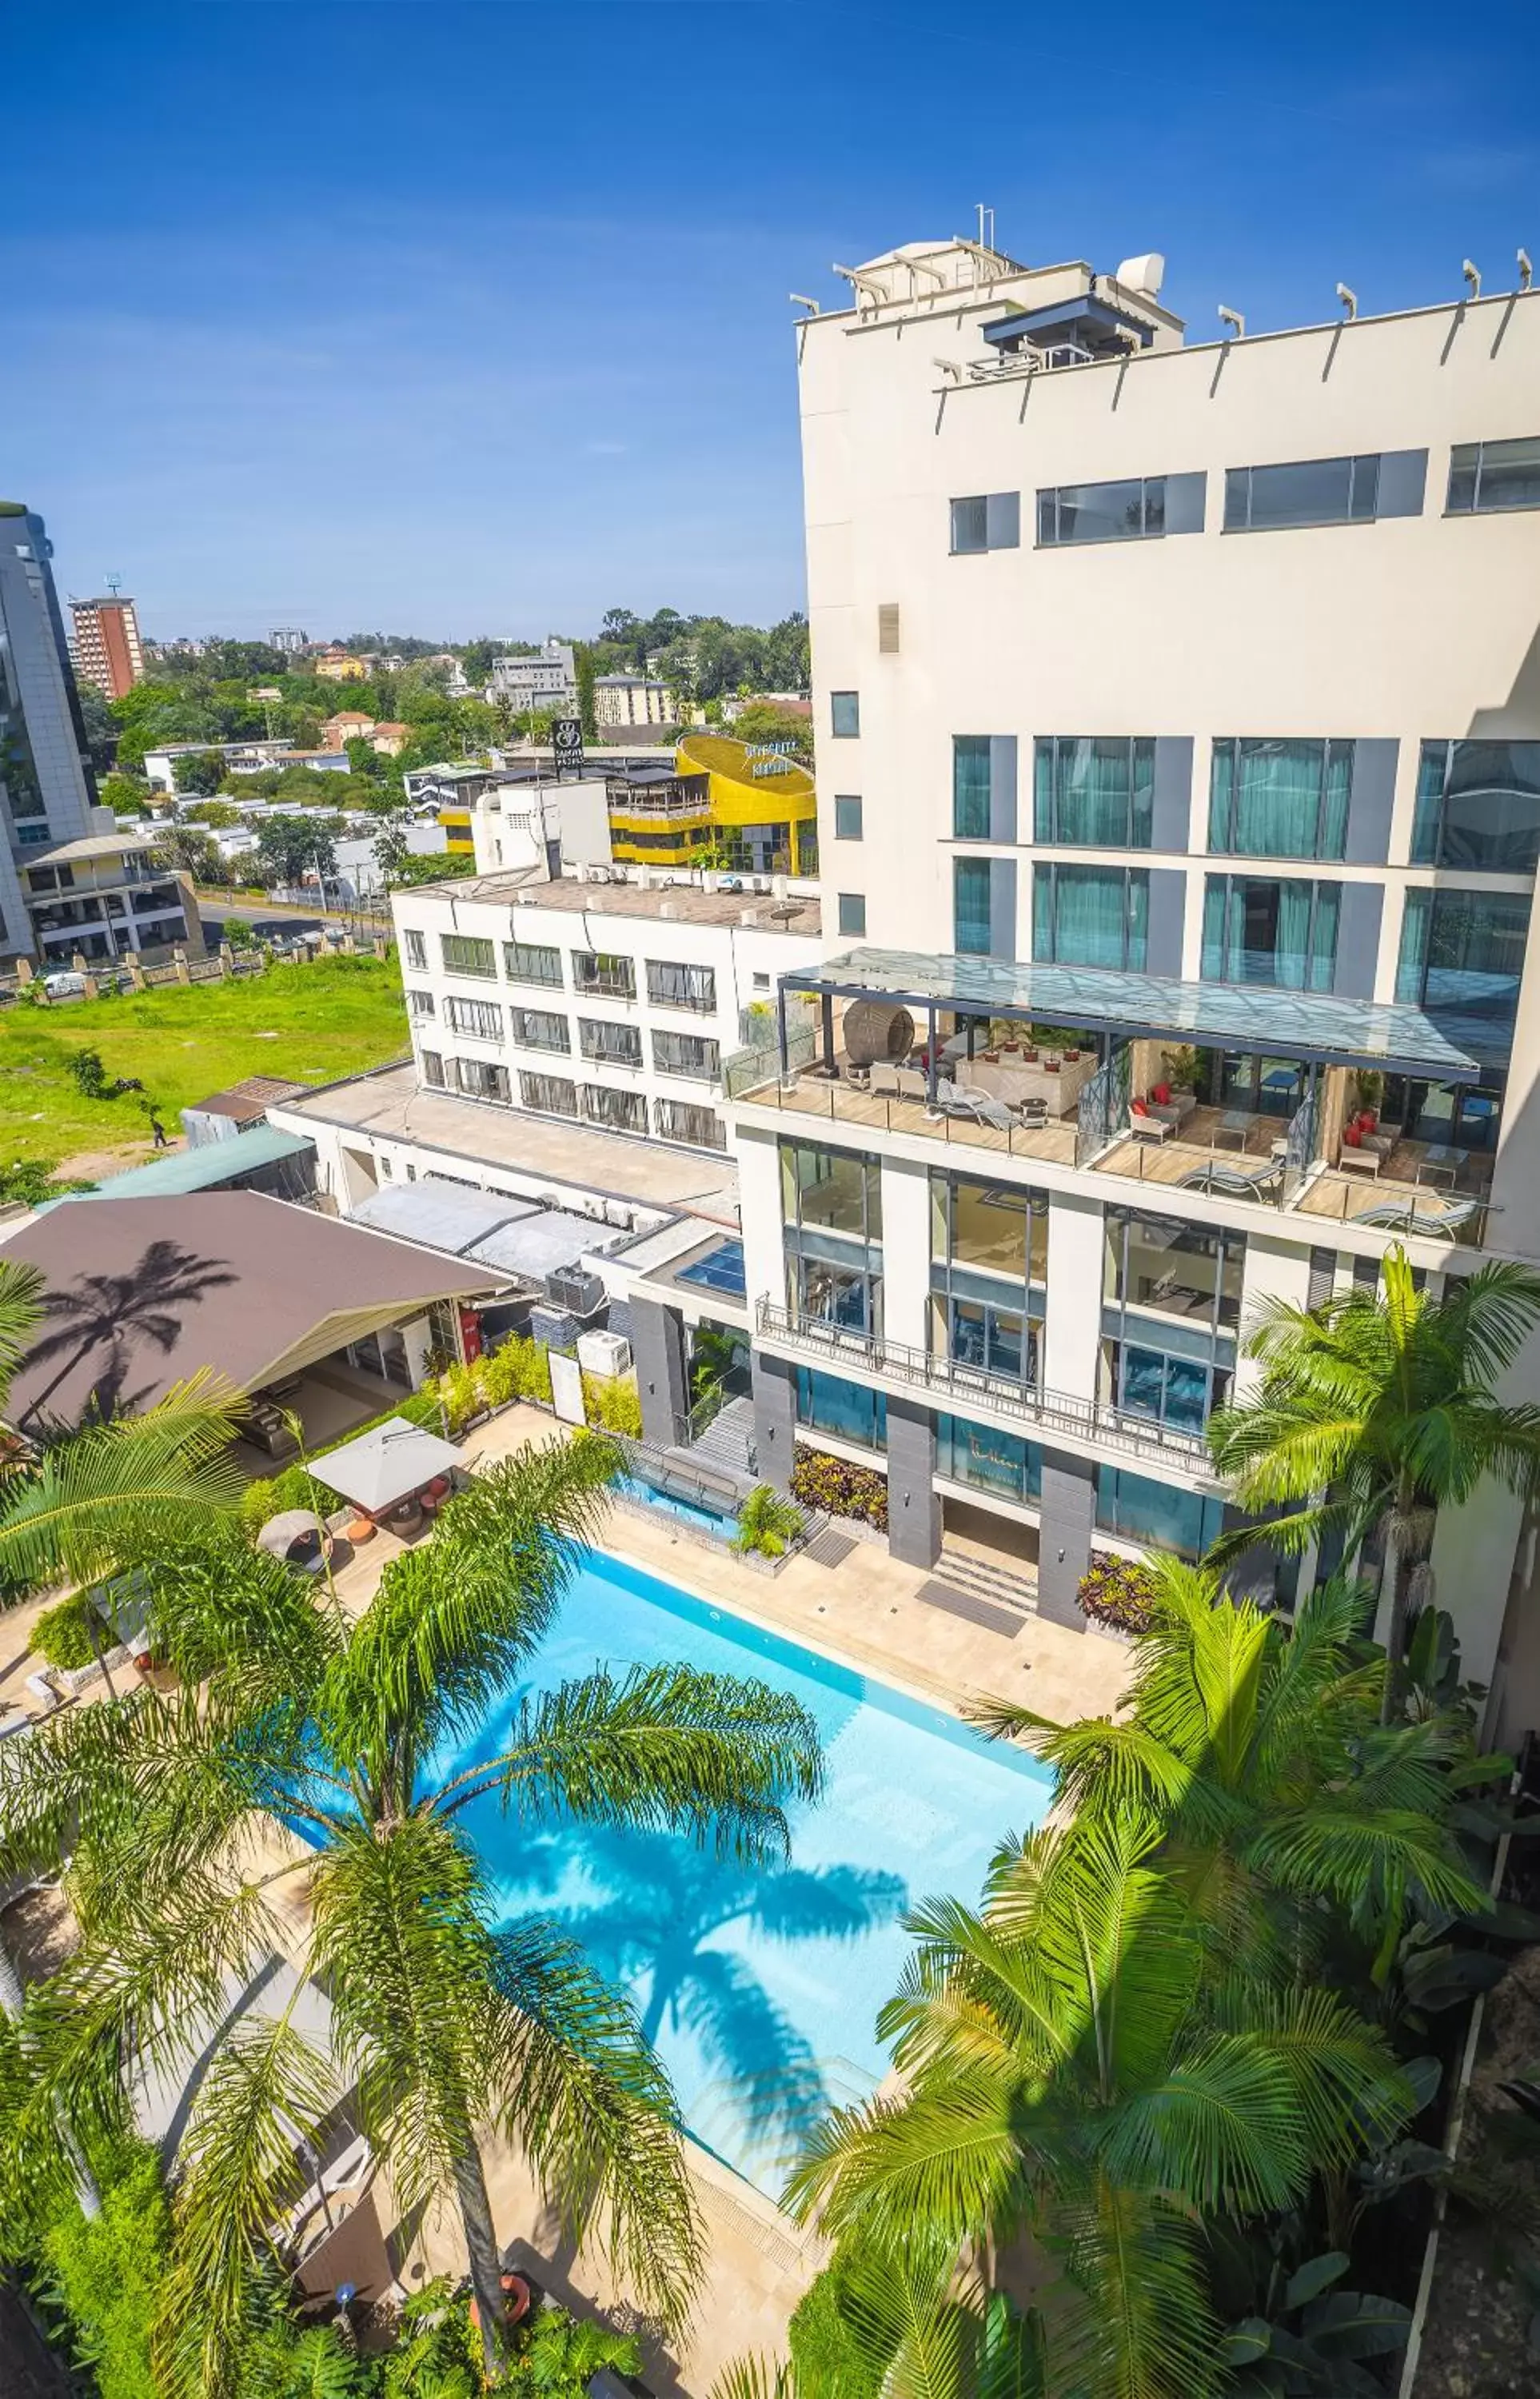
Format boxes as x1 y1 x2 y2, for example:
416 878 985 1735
607 734 817 874
313 649 369 683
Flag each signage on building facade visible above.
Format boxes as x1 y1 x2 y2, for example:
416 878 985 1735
552 717 584 779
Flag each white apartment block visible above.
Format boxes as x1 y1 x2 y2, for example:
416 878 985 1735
593 675 672 728
487 640 577 711
723 235 1540 1732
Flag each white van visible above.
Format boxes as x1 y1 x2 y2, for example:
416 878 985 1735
42 970 88 999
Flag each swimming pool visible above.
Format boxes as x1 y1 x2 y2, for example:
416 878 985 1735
615 1473 738 1538
445 1554 1055 2197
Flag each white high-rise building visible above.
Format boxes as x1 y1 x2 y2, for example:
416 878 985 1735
718 237 1540 1733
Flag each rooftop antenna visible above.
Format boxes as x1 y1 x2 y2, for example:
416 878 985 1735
104 572 122 597
1335 281 1358 321
1462 257 1481 299
1218 305 1246 341
1518 248 1534 292
976 203 995 253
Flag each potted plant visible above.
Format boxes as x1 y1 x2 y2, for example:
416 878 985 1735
1350 1068 1384 1126
1161 1044 1202 1092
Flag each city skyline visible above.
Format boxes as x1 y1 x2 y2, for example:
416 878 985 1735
2 0 1532 640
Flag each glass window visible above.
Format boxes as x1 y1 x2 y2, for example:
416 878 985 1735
1104 1207 1244 1333
1410 740 1540 872
1446 436 1540 515
941 1295 1036 1390
1037 477 1165 545
519 1072 577 1116
440 932 496 978
403 929 426 969
1033 864 1148 968
936 1414 1042 1503
444 995 503 1040
1396 887 1531 1020
831 692 860 738
504 938 562 987
653 1028 720 1080
837 892 867 937
579 1018 643 1066
953 736 993 839
931 1173 1047 1283
453 1057 510 1102
407 988 436 1017
1223 455 1379 531
646 960 716 1011
584 1085 648 1134
1110 1342 1227 1433
1035 737 1155 848
781 1140 881 1239
790 1250 882 1336
1201 876 1341 990
420 1048 445 1088
954 857 995 956
573 950 636 1000
510 1007 569 1052
950 493 1019 553
1095 1466 1224 1558
1207 740 1352 860
795 1367 888 1449
655 1098 727 1150
834 795 864 840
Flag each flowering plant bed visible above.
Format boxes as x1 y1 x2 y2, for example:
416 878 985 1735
1076 1552 1159 1634
789 1443 888 1531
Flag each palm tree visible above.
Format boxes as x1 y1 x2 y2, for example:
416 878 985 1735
1208 1246 1540 1712
0 1436 824 2392
970 1559 1490 1980
785 1811 1411 2399
731 1483 804 1559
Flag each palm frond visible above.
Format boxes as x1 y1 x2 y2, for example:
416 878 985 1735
0 1259 46 1401
1045 2177 1221 2399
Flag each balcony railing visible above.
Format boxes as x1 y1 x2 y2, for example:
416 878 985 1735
756 1298 1219 1476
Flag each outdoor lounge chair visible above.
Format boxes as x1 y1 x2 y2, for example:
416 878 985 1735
1179 1159 1283 1198
1354 1194 1483 1238
868 1061 900 1098
934 1083 1016 1133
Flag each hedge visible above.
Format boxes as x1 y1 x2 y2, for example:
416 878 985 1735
30 1593 116 1671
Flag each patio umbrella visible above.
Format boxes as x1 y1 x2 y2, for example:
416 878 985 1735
257 1509 330 1563
309 1417 465 1517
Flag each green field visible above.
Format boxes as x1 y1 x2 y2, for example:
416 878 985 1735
1 953 408 1180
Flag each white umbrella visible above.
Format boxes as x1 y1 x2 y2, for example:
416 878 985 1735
309 1417 465 1515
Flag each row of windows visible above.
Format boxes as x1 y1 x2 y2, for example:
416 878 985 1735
410 996 720 1080
948 854 1531 1014
404 927 719 1010
416 1051 725 1148
945 436 1538 558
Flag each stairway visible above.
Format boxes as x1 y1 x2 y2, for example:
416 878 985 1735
688 1395 757 1481
935 1542 1039 1619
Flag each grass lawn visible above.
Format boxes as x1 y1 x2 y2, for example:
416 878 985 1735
0 953 407 1181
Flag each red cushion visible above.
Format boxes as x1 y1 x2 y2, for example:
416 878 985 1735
1131 1099 1150 1117
1152 1083 1171 1105
1356 1110 1376 1132
1343 1124 1362 1148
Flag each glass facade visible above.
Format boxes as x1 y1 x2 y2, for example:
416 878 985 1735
1223 455 1379 531
781 1140 883 1337
1410 740 1540 872
1396 888 1532 1020
1446 436 1540 515
953 736 992 839
936 1414 1043 1504
1037 477 1165 545
782 1141 881 1239
928 1176 1046 1397
453 1057 510 1101
1095 1467 1225 1557
1033 864 1148 968
954 857 995 956
1104 1206 1244 1332
1034 736 1155 848
1201 876 1341 990
1207 739 1352 860
794 1367 888 1449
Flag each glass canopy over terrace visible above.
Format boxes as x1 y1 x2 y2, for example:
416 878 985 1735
778 948 1513 1080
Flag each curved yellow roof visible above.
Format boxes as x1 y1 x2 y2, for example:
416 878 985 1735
675 732 816 827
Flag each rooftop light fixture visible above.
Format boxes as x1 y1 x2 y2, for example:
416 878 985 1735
932 358 963 384
1335 282 1358 320
1518 249 1533 292
1463 257 1482 299
789 293 821 315
1218 305 1246 340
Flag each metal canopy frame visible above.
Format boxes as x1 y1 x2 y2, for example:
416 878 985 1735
773 947 1510 1087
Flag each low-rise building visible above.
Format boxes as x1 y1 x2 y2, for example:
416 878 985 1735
314 649 369 683
488 641 577 712
21 813 203 965
321 711 376 750
369 721 410 757
594 675 672 728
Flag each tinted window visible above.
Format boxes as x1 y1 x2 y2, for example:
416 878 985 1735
1224 455 1379 530
1412 740 1540 872
836 892 866 936
1038 477 1164 545
1446 436 1540 514
831 692 860 737
834 795 863 840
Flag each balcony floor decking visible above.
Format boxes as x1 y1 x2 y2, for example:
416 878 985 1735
760 1071 1080 1166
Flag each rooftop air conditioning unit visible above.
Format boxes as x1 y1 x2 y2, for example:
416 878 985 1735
577 1329 632 1379
547 1267 605 1318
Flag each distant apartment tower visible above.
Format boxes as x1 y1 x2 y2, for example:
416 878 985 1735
593 674 672 728
69 593 145 698
0 505 98 962
269 626 310 654
488 639 577 711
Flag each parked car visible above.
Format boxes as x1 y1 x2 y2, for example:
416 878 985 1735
42 969 88 998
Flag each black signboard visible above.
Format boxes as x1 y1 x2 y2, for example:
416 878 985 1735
552 717 584 780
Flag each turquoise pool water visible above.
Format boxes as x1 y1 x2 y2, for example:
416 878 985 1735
616 1473 737 1537
447 1553 1055 2197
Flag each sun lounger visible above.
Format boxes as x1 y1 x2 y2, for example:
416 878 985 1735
1179 1160 1283 1198
1355 1194 1483 1238
932 1080 1013 1132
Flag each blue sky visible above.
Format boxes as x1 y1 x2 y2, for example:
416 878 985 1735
2 0 1530 643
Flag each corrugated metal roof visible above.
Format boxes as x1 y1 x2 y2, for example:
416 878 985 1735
350 1181 539 1257
71 1125 315 1200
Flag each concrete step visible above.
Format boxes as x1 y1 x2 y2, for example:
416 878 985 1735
936 1543 1039 1617
689 1395 757 1477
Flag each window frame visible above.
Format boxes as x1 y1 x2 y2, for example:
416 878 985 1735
583 1083 649 1136
654 1097 728 1151
509 1005 570 1054
1410 739 1540 873
830 692 860 739
439 931 497 980
836 892 867 938
645 959 716 1012
833 794 864 841
402 928 427 969
517 1070 578 1118
1032 862 1149 969
577 1016 644 1068
1034 735 1156 848
1201 873 1343 992
572 948 637 1001
503 937 563 988
442 994 504 1043
949 492 1021 554
1036 475 1167 547
1223 453 1381 533
1446 435 1540 516
1206 737 1354 863
652 1027 721 1082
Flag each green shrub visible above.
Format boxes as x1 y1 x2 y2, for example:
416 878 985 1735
477 1335 553 1409
37 2141 170 2399
30 1593 114 1671
1077 1552 1159 1634
582 1372 642 1439
732 1483 805 1559
436 1360 482 1434
789 1443 888 1531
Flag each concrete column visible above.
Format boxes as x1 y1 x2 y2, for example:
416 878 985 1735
736 1126 786 1327
1043 1189 1106 1401
1233 1232 1312 1402
751 1348 796 1491
880 1154 932 1351
886 1395 940 1568
1037 1453 1095 1631
629 1296 689 1449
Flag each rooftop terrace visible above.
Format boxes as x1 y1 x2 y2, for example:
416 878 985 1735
413 868 822 936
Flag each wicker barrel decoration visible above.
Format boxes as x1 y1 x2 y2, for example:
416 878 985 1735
841 1001 916 1068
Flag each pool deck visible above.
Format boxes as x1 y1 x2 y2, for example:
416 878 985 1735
0 1405 1130 2395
